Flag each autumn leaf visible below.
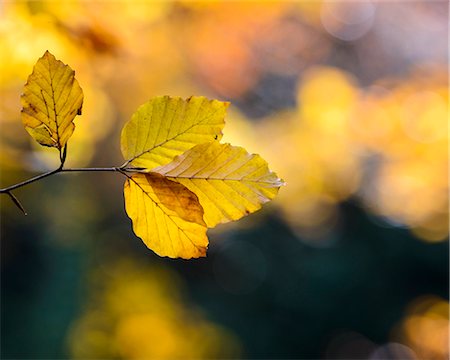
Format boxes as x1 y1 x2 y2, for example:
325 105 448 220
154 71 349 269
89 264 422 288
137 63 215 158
124 172 208 259
21 51 83 149
121 97 283 259
121 96 228 170
154 141 284 227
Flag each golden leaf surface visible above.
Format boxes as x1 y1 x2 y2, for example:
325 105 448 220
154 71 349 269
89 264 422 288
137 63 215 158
121 96 228 170
124 172 208 259
21 51 83 149
154 141 284 227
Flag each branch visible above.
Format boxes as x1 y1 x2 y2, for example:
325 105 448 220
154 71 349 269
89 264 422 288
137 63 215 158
0 168 61 193
5 191 27 215
60 167 123 172
0 165 133 214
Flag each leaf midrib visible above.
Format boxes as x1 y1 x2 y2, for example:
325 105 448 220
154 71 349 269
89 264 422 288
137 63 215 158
167 175 279 184
127 176 206 253
127 105 223 164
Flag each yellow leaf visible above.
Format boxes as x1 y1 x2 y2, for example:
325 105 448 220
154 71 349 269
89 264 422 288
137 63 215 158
21 51 83 149
121 96 228 170
154 141 284 227
124 172 208 259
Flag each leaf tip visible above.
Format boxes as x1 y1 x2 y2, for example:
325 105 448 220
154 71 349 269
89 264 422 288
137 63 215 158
179 247 208 260
165 249 207 260
42 50 55 60
277 177 286 187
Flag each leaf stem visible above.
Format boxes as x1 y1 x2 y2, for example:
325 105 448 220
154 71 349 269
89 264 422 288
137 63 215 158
59 144 68 168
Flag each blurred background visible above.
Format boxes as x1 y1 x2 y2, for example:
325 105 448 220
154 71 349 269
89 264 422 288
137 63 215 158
0 1 448 359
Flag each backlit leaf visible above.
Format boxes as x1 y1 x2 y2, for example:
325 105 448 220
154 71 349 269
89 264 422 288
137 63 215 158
154 141 284 227
21 51 83 149
121 96 228 169
124 172 208 259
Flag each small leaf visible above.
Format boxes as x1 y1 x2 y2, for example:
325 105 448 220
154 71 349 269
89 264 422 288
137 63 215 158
21 51 84 149
124 172 208 259
154 141 284 227
121 96 228 170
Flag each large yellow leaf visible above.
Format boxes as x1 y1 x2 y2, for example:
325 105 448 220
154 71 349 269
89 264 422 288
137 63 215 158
121 96 228 170
154 141 284 227
124 172 208 259
21 51 83 149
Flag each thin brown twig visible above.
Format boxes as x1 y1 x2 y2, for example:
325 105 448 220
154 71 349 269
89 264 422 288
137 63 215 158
0 165 138 215
6 191 27 215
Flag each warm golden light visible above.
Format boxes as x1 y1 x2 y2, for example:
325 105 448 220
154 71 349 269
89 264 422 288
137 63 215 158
393 296 449 360
68 261 241 359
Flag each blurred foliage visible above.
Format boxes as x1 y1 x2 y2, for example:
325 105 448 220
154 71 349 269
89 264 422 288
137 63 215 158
223 65 448 244
68 260 240 359
1 0 448 359
393 296 449 360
